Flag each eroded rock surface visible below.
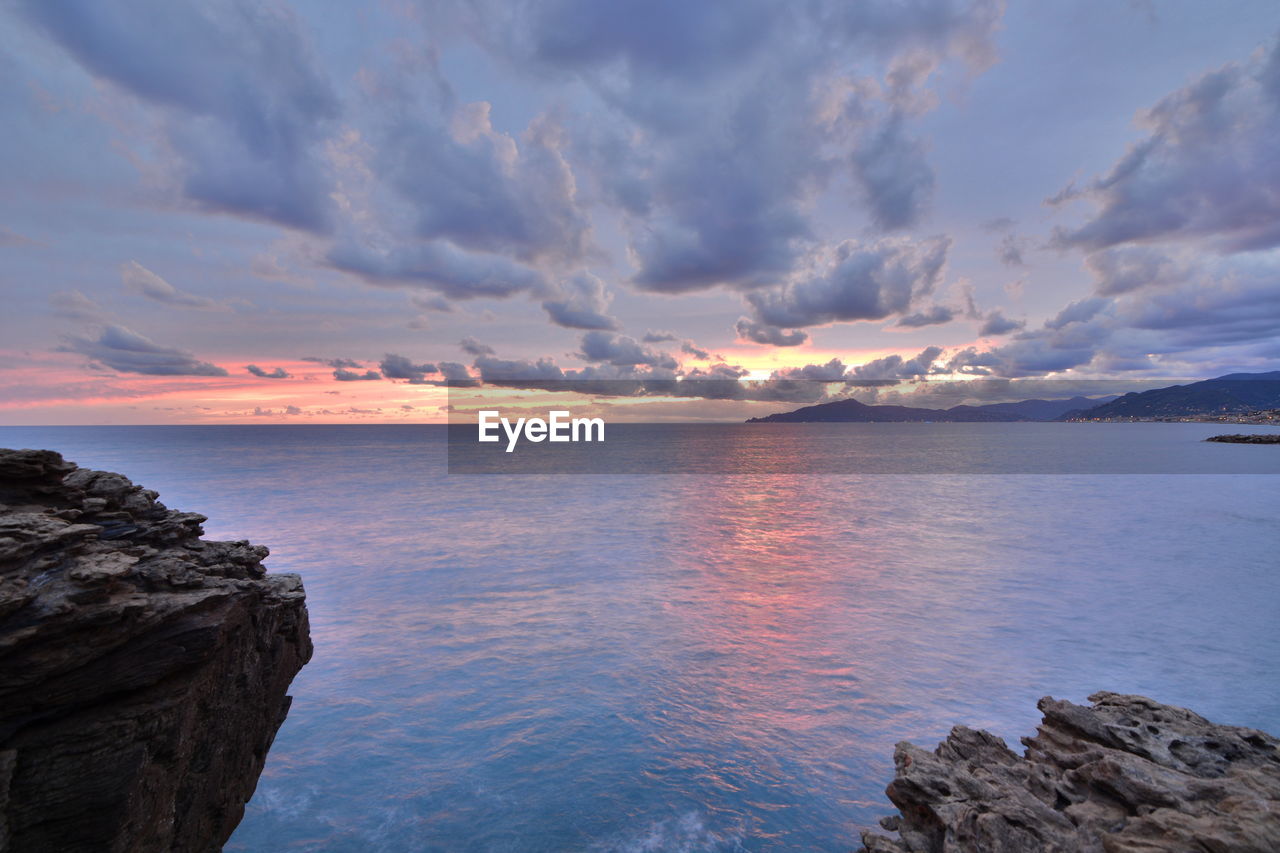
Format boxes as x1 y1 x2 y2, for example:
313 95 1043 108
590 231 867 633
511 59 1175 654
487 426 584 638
860 692 1280 852
0 448 311 852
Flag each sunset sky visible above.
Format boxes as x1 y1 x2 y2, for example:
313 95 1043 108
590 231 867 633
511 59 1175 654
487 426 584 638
2 0 1278 424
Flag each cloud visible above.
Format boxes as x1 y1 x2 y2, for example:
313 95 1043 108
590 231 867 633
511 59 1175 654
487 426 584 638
372 103 589 264
680 340 710 360
981 217 1016 232
21 0 339 231
577 331 678 369
303 356 364 368
1045 297 1109 330
849 346 944 379
451 0 1003 295
437 361 476 384
473 355 565 383
1052 37 1280 254
1085 246 1186 296
0 226 40 247
411 293 455 313
997 233 1028 267
61 324 228 376
121 260 219 309
326 239 548 299
50 290 109 322
642 330 679 343
895 304 956 328
541 272 619 330
1114 257 1280 350
246 364 291 378
943 255 1280 377
379 353 438 383
459 337 495 357
772 358 849 381
745 236 950 328
978 309 1024 336
851 113 935 231
285 405 302 415
334 367 381 381
734 318 809 347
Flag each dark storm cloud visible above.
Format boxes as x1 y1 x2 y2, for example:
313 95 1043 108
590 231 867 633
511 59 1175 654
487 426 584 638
379 353 438 383
734 318 809 347
1052 37 1280 254
745 236 949 329
61 325 228 376
334 367 382 381
20 0 339 232
895 304 957 328
246 364 291 378
541 273 619 330
577 331 678 369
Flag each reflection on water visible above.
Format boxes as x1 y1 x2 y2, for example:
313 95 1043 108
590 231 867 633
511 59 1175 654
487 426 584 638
3 425 1278 852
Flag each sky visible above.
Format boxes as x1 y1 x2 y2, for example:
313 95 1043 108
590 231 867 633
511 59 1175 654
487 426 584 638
2 0 1279 424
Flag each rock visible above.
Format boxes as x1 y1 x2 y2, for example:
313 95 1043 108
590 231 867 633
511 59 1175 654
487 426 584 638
0 448 312 853
859 692 1280 852
1205 434 1280 444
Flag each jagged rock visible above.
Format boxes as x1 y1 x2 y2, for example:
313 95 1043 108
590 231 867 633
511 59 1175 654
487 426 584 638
859 692 1280 852
0 448 312 853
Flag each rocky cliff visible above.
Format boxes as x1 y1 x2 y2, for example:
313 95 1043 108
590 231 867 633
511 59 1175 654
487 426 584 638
0 448 311 852
860 692 1280 852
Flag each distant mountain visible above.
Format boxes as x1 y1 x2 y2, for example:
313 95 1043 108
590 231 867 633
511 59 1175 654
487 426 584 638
1059 372 1280 420
946 396 1116 421
746 395 1114 423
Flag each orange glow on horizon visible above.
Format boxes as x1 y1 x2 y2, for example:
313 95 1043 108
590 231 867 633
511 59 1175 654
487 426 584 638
0 339 994 425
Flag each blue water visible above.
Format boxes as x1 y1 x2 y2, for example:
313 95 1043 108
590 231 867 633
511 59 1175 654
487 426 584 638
3 424 1279 851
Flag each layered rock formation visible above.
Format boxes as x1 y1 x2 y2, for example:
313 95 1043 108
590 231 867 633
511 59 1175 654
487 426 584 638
0 448 311 852
860 692 1280 852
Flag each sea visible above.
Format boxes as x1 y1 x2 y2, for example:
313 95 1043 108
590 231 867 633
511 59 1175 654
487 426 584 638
3 423 1279 852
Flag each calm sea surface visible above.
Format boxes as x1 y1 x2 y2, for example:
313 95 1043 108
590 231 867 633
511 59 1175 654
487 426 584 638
4 424 1279 851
